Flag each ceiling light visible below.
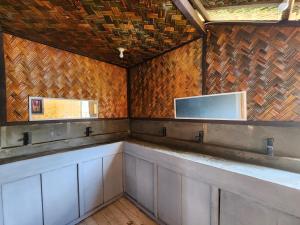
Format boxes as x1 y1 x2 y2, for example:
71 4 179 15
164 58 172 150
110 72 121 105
278 1 289 11
117 47 126 59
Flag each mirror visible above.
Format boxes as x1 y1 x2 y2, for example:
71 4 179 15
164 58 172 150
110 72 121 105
174 92 247 120
29 97 98 121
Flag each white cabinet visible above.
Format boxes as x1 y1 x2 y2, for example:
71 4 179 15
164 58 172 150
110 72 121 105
103 153 123 202
221 190 276 225
2 175 43 225
157 166 181 225
0 143 123 225
220 191 300 225
278 214 300 225
0 186 3 225
42 165 79 225
182 176 211 225
124 154 155 214
221 190 274 225
79 158 103 215
124 154 137 199
125 153 212 225
136 158 154 214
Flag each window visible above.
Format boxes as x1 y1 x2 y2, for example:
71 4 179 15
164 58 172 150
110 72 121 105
29 97 98 121
174 91 247 120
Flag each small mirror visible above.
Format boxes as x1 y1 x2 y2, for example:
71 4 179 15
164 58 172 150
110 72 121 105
29 97 98 121
174 92 247 120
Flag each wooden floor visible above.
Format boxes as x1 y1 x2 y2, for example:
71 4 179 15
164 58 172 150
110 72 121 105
77 197 158 225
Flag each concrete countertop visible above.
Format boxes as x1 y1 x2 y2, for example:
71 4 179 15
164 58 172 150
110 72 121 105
125 140 300 218
125 140 300 190
0 138 299 217
1 138 299 191
0 141 117 165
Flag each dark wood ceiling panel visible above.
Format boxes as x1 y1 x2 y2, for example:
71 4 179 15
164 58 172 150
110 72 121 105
0 0 200 67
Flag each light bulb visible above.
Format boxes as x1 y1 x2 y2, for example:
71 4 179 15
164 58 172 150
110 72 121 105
278 2 289 11
117 47 126 59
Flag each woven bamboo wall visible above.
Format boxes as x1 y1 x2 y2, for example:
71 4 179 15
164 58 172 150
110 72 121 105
130 39 202 118
206 25 300 121
4 34 128 122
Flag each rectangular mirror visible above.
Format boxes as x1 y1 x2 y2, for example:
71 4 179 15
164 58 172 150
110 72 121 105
174 92 247 120
29 97 98 121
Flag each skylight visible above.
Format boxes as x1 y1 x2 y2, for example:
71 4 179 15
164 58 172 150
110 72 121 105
189 0 299 22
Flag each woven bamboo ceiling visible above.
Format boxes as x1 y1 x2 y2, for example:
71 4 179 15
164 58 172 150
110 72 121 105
0 0 200 67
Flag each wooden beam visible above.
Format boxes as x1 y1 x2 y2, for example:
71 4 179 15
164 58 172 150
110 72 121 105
0 32 7 125
201 33 208 95
189 0 210 21
281 0 295 20
127 68 131 119
205 21 300 26
172 0 206 33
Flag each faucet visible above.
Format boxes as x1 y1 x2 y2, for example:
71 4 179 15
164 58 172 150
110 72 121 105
85 127 93 137
266 138 274 156
195 131 204 143
161 127 167 137
21 132 32 145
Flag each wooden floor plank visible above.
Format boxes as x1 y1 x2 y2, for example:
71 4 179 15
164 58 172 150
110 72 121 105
83 217 99 225
92 210 112 225
115 198 157 225
77 197 157 225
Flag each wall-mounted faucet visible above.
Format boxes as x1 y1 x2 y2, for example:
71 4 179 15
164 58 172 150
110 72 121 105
85 127 93 137
266 138 274 156
22 132 32 145
161 127 167 137
195 131 204 143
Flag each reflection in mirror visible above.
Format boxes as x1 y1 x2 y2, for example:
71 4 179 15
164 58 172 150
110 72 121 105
174 92 247 120
29 97 98 121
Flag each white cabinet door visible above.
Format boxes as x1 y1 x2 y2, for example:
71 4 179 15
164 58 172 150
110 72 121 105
278 213 300 225
124 154 137 199
220 190 300 225
157 166 181 225
0 186 3 225
79 158 103 214
103 153 123 202
220 191 275 225
42 165 79 225
2 175 43 225
136 158 154 214
182 176 211 225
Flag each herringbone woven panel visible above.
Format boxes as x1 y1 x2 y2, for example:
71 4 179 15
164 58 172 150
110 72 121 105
0 0 199 67
206 25 300 121
130 39 202 118
4 34 127 122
